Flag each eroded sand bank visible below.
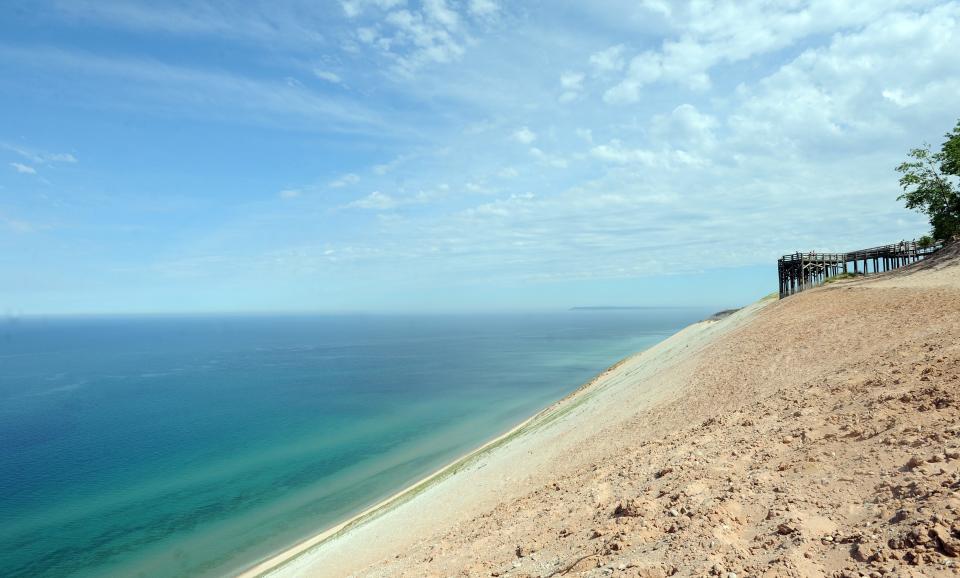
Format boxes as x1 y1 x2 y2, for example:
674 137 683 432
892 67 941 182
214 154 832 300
251 245 960 578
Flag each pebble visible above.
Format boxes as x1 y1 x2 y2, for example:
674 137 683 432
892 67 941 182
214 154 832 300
906 455 924 469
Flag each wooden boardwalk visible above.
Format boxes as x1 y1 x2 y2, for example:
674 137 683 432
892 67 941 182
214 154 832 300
778 240 940 299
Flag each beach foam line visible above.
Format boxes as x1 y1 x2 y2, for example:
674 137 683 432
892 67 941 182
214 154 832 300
235 353 641 578
235 307 768 578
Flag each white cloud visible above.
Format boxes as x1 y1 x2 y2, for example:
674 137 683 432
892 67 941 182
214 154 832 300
529 147 568 168
372 154 411 175
590 140 656 165
313 69 342 84
589 44 626 75
341 0 363 18
560 71 584 90
2 143 77 165
639 0 672 18
49 153 77 163
330 173 360 187
11 0 958 304
559 71 585 102
511 126 537 144
650 104 717 149
279 189 302 199
604 44 711 103
341 0 407 19
354 1 470 75
881 88 921 108
590 139 705 169
727 3 960 155
346 190 399 210
0 211 39 233
356 26 378 43
463 192 535 219
423 0 460 30
464 181 493 194
10 162 37 174
602 1 959 104
468 0 499 17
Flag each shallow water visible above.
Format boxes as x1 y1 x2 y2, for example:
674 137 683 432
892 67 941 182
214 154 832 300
0 310 709 577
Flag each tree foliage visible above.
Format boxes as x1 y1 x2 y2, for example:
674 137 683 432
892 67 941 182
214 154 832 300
896 120 960 241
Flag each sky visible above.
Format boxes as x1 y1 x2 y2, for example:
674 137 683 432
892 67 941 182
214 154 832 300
1 0 958 314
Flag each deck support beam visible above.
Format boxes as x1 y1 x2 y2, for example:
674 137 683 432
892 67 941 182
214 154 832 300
777 240 940 299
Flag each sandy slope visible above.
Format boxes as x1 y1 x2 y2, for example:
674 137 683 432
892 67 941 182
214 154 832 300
257 246 960 578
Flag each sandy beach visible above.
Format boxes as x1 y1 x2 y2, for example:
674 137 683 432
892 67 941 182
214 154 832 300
246 244 960 578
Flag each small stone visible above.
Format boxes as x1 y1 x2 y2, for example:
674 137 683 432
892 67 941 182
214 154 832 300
655 467 674 479
853 541 880 563
931 525 960 557
906 456 924 469
777 523 796 535
613 501 641 518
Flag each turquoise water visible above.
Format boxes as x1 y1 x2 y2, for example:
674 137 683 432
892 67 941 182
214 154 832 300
0 310 708 577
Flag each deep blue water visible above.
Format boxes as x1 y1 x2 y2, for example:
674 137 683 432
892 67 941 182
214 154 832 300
0 310 708 577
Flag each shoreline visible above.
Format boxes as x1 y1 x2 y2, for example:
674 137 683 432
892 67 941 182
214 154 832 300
236 295 787 577
262 254 960 577
237 352 643 578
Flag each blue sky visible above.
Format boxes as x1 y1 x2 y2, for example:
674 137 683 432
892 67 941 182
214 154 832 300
1 0 957 314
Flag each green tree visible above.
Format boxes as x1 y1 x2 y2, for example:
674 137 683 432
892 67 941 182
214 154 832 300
896 120 960 241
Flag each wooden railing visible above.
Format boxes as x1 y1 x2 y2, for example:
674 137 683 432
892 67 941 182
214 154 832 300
777 240 941 299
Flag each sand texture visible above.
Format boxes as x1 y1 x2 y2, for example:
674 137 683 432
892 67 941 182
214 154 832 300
255 244 960 578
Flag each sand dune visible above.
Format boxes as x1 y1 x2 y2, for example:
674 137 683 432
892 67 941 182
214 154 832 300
252 245 960 578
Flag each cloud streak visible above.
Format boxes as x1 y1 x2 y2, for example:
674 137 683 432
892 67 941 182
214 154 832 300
2 0 956 313
0 45 394 134
10 162 37 174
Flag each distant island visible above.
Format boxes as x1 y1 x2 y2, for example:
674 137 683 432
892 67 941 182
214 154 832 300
569 306 696 310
